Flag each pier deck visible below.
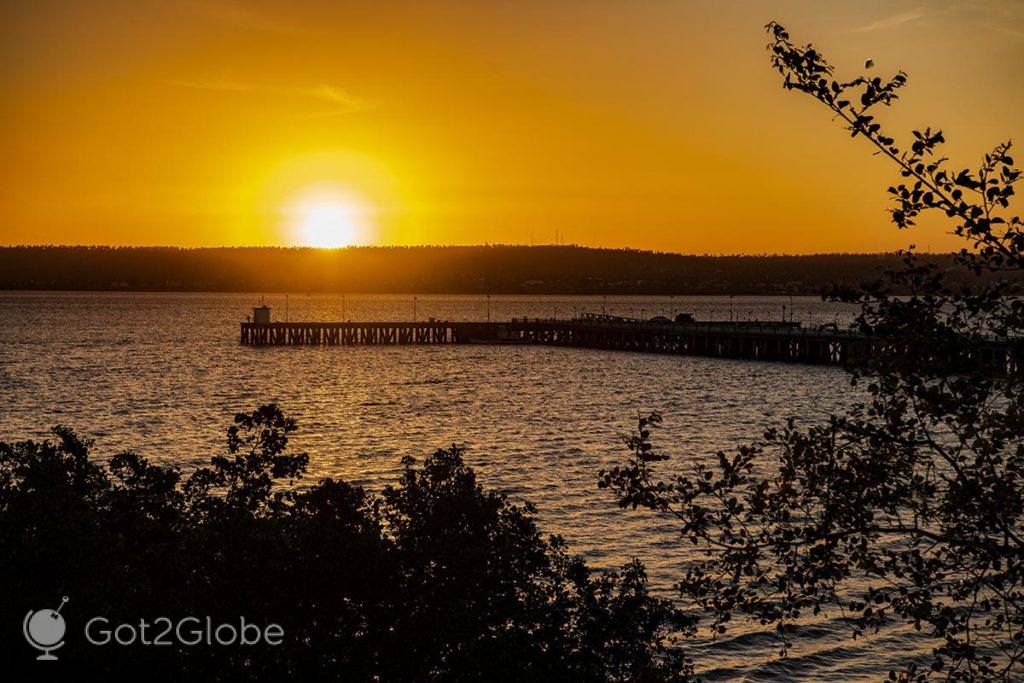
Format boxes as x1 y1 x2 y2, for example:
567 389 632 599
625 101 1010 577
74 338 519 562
239 317 1021 370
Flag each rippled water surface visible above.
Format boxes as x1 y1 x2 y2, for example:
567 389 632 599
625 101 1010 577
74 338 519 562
1 292 935 679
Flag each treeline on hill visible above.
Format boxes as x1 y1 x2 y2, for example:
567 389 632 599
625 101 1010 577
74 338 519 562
2 245 1015 294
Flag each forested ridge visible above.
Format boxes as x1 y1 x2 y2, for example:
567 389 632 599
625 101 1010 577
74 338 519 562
1 245 1009 294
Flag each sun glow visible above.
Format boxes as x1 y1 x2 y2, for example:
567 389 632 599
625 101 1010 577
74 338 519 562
287 189 370 248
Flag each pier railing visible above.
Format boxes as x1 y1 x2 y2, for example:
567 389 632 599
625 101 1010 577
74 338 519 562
239 317 1022 372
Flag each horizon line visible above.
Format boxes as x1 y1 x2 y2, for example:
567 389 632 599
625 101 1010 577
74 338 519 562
0 243 955 258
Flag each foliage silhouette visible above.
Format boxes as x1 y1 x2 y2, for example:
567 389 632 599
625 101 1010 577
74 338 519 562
0 404 692 680
602 22 1022 682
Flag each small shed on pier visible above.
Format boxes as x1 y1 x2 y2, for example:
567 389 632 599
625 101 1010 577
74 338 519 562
252 305 271 324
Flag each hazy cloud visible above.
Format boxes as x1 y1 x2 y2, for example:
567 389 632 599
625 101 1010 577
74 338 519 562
982 22 1024 40
174 79 374 114
966 0 1024 40
850 8 926 33
183 1 310 35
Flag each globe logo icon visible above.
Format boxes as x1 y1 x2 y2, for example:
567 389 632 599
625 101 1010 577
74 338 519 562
23 596 69 660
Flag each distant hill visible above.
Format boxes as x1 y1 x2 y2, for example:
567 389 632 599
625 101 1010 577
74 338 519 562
0 245 1006 295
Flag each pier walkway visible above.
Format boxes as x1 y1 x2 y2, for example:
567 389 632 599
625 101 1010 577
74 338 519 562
240 314 1020 370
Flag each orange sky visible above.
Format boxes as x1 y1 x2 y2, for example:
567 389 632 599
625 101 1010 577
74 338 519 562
1 1 1021 253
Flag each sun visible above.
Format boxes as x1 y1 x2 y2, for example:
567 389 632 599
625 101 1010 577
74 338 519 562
286 188 370 248
299 201 358 248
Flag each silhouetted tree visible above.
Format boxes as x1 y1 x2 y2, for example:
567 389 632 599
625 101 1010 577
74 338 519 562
602 23 1022 682
0 405 693 680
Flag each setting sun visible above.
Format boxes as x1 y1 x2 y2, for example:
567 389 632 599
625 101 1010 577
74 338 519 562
287 189 369 248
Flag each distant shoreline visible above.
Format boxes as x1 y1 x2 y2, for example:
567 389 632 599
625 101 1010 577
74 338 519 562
0 245 1011 296
0 289 840 298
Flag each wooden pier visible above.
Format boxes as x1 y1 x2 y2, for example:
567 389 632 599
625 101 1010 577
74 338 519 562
239 314 1020 370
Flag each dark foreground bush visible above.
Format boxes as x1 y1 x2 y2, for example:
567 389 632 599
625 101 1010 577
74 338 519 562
0 404 691 680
